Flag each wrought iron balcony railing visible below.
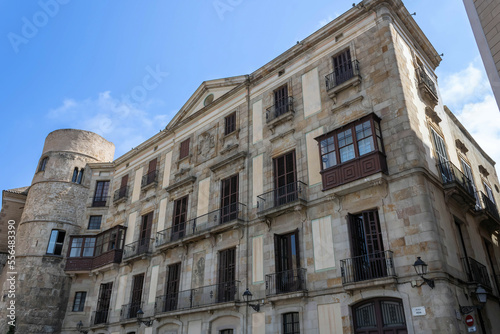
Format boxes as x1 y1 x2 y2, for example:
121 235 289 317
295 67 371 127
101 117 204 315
265 268 306 296
340 250 395 284
120 302 142 320
123 238 153 260
91 196 109 207
156 203 245 247
154 281 240 314
437 162 476 199
325 60 360 91
479 191 500 220
257 181 307 214
265 96 294 123
113 186 129 202
92 309 110 325
416 67 438 97
462 256 492 289
141 170 158 188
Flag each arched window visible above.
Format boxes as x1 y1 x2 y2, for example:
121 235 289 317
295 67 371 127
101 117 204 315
38 157 48 172
77 168 84 184
72 168 78 182
352 298 407 334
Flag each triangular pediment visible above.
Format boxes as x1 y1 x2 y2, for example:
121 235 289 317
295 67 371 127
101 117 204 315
166 75 246 131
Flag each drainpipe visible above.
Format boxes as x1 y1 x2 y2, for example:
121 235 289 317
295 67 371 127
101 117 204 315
244 74 251 334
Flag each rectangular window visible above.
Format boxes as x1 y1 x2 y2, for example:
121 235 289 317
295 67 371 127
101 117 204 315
318 114 383 170
164 262 181 312
274 84 289 117
283 312 300 334
484 182 496 204
220 174 239 223
225 112 237 135
95 282 113 324
38 157 48 172
117 174 129 198
72 291 87 312
460 159 481 209
273 151 297 206
93 181 110 207
94 226 125 256
143 159 158 186
68 236 95 257
88 216 102 230
333 49 353 85
348 210 387 281
218 247 236 302
273 230 302 294
179 138 190 160
129 273 145 318
138 212 153 254
171 196 188 241
46 229 66 255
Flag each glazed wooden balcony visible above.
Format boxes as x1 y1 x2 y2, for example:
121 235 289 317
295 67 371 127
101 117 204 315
156 203 245 250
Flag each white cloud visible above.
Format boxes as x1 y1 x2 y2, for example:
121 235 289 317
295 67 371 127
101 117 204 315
440 60 500 175
47 91 175 158
440 58 490 110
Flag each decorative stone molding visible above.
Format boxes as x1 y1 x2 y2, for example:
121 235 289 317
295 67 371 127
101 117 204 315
197 127 218 163
209 151 247 173
331 95 364 114
425 107 441 124
165 176 197 193
479 165 489 177
269 129 295 143
455 139 468 155
220 143 239 155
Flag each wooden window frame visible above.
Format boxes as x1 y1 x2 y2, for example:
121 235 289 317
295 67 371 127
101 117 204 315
68 236 96 258
282 312 300 334
332 48 354 85
88 215 102 230
224 112 237 135
220 174 239 223
179 138 190 160
315 113 386 190
94 226 126 256
273 84 290 117
72 291 87 312
164 262 181 312
352 298 407 333
171 196 188 241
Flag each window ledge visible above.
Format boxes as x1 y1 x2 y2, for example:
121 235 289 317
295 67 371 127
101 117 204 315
266 111 294 134
327 74 362 102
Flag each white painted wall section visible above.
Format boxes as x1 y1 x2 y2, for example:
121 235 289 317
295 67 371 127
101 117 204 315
302 67 322 118
312 216 335 270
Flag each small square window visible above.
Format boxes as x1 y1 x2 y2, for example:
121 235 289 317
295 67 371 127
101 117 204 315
46 229 66 255
283 312 300 334
88 216 102 230
179 138 190 160
72 291 87 312
224 112 236 135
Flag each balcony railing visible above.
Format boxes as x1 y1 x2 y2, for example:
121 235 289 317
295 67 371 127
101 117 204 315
265 268 307 296
156 203 245 247
462 257 492 289
437 162 476 199
123 238 153 260
257 181 307 214
340 250 395 284
325 60 360 91
266 96 294 123
155 281 240 314
141 170 158 188
113 186 129 202
92 309 110 325
91 196 109 207
479 191 500 220
416 67 438 97
120 302 142 321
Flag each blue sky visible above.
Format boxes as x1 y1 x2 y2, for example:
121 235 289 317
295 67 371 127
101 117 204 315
1 0 499 192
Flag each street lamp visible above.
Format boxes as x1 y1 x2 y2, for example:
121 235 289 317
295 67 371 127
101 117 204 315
76 321 88 334
136 308 154 327
460 285 488 314
243 288 262 312
412 257 435 289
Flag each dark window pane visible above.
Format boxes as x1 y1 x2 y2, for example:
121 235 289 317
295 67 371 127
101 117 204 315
225 112 236 135
180 138 190 159
88 216 102 230
72 291 86 312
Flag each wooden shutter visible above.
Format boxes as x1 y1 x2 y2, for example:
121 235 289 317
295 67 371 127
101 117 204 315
274 84 289 116
148 158 157 173
120 174 129 189
180 138 190 159
165 263 181 311
220 175 239 223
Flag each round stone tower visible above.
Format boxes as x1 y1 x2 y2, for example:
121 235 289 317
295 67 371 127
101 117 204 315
6 129 114 333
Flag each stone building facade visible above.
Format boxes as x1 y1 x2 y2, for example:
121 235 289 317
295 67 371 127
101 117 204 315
1 0 500 333
463 0 500 109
